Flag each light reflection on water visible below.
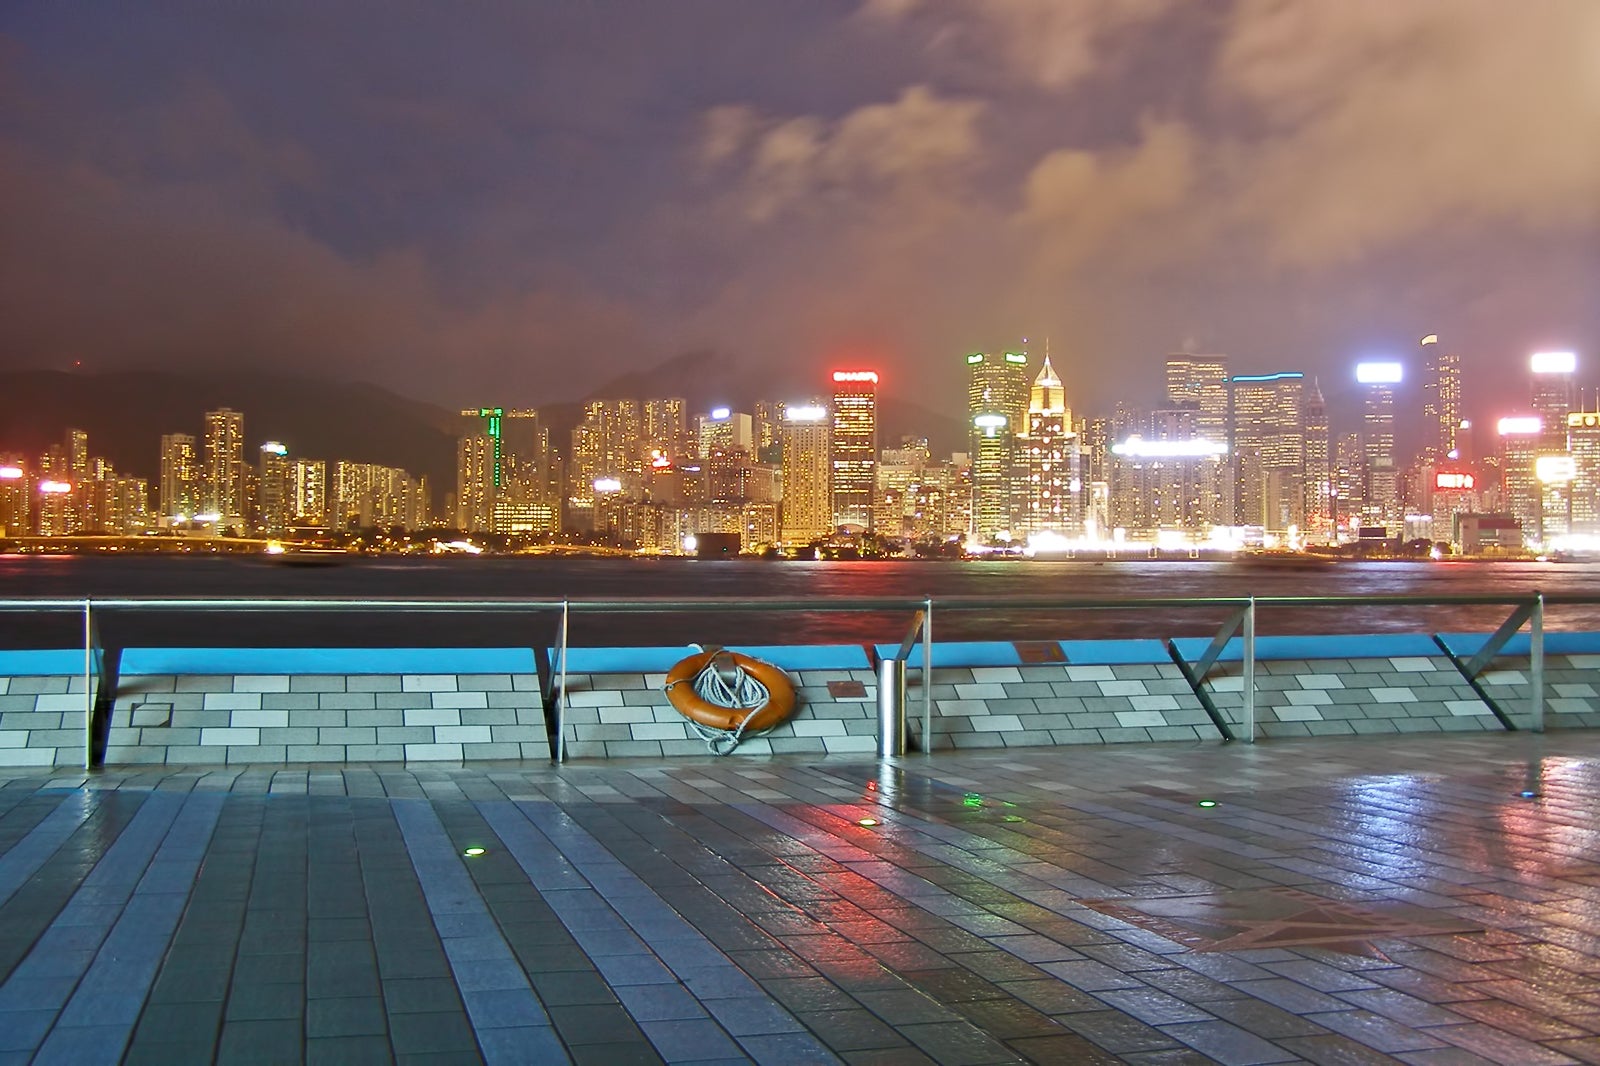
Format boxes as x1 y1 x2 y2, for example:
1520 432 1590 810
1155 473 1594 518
1 555 1598 648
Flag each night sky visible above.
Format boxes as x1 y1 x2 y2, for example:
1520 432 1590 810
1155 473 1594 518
1 1 1596 440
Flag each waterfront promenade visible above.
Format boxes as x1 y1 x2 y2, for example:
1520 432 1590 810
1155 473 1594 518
4 734 1600 1064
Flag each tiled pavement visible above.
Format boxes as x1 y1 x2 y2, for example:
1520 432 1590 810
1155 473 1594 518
6 735 1600 1063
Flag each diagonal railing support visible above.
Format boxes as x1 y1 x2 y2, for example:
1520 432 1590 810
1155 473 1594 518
1434 595 1545 732
1164 603 1250 743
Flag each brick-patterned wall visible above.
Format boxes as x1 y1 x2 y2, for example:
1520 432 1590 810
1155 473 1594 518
909 662 1221 750
0 673 87 767
106 672 547 765
560 667 880 757
6 638 1600 765
1202 656 1500 738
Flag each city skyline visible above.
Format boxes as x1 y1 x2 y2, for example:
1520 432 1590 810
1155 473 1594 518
6 340 1600 556
0 3 1594 422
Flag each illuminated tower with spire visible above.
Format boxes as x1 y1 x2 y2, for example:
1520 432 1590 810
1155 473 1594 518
1019 349 1078 537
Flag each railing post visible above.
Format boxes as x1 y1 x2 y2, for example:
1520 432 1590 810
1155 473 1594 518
83 598 95 771
921 597 933 753
877 656 907 757
1531 592 1545 733
1242 596 1256 743
555 599 570 763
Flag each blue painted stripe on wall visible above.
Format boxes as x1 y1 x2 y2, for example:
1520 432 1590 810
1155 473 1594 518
557 644 869 673
1170 633 1444 663
0 650 83 675
120 647 535 675
1438 631 1600 658
871 643 1025 667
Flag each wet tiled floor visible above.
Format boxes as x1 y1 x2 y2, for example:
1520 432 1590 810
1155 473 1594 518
6 733 1600 1064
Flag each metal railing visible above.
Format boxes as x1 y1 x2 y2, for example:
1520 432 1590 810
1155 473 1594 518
0 590 1589 767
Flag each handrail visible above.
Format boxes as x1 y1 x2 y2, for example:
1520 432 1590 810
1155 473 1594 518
3 591 1595 613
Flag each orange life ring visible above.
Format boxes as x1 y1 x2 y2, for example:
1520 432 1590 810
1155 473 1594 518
664 649 797 733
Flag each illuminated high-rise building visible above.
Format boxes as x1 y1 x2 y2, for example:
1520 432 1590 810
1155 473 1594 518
159 433 201 522
258 442 292 536
1333 432 1364 533
0 458 29 536
457 435 496 532
874 438 931 539
569 400 643 530
779 404 832 543
966 351 1030 443
65 429 89 533
1357 362 1403 532
1498 416 1543 546
203 408 246 528
696 409 754 463
1109 434 1230 537
1421 335 1461 461
1531 351 1578 451
831 371 877 531
1019 355 1076 536
753 401 782 460
292 458 327 526
643 398 689 457
1230 372 1305 538
333 461 423 532
1166 354 1234 523
1165 353 1229 440
1303 378 1332 542
970 414 1015 541
1568 412 1600 534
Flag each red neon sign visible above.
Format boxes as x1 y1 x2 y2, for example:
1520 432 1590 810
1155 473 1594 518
1435 472 1475 491
832 371 879 383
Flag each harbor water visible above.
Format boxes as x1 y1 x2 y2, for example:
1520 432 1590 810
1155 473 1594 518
2 554 1597 651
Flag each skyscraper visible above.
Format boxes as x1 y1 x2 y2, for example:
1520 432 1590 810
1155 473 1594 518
1230 372 1306 538
1421 335 1461 461
1165 353 1229 440
292 458 327 526
457 435 496 532
970 414 1014 542
1303 378 1332 542
258 442 292 536
1568 412 1600 534
1356 362 1403 532
1020 354 1075 536
569 399 643 530
1531 351 1578 452
1498 416 1543 546
159 433 201 522
643 398 689 458
831 371 877 531
66 428 89 534
966 351 1030 441
203 408 246 528
779 404 832 543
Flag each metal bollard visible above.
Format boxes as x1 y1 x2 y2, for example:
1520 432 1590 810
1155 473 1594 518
877 657 907 757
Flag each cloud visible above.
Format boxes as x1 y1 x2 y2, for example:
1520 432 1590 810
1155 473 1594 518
698 85 985 222
856 0 1176 90
1016 120 1199 271
1214 0 1600 264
